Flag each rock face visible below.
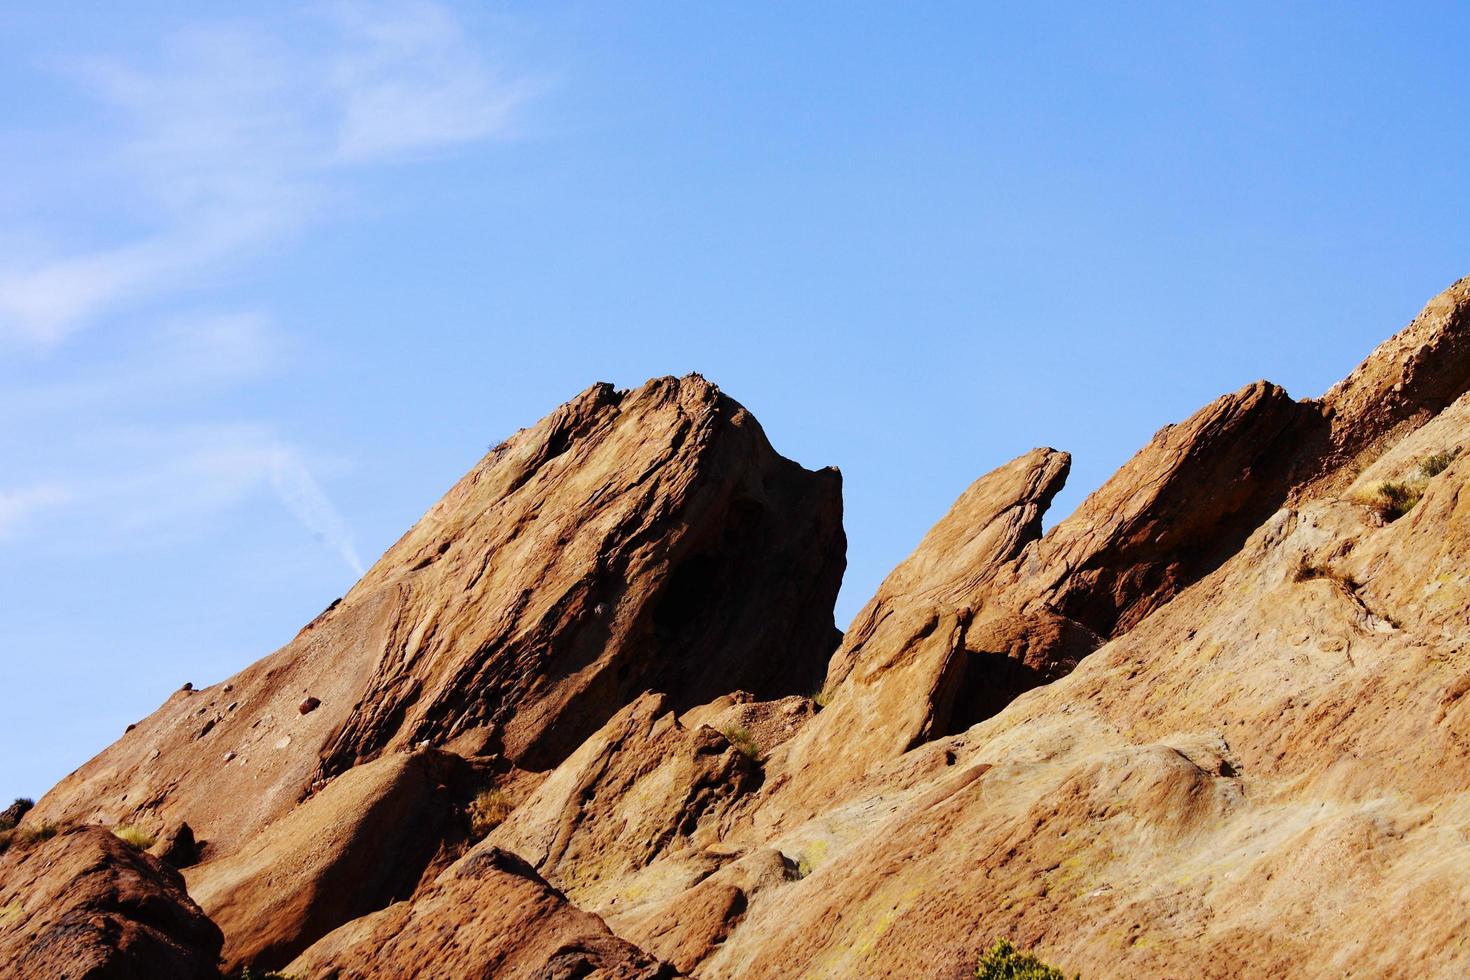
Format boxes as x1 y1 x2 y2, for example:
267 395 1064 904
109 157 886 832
287 847 676 979
22 275 1470 978
1317 275 1470 476
186 748 478 973
481 692 760 914
29 375 845 858
0 827 222 980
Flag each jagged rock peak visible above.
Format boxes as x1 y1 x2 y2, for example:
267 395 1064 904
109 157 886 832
1318 275 1470 473
28 373 845 859
824 447 1071 691
1014 379 1315 636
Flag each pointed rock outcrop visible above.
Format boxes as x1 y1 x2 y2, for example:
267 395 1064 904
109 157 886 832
1004 379 1316 637
766 448 1070 817
29 375 845 859
1318 275 1470 476
771 383 1315 823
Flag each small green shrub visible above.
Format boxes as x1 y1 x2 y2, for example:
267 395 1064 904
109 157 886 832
468 789 515 839
1293 559 1326 582
1374 480 1422 520
975 939 1076 979
1292 559 1359 591
237 967 298 980
19 823 57 845
719 725 762 761
811 687 832 710
113 825 156 850
0 798 33 832
1419 448 1461 479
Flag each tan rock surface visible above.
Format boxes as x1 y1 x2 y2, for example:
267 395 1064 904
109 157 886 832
604 277 1470 978
482 692 759 916
0 826 222 979
287 846 677 979
186 747 478 973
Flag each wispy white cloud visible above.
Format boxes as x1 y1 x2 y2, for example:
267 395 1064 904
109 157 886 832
0 2 531 573
0 485 74 539
2 312 282 417
0 420 365 576
0 2 531 346
267 450 366 576
329 0 530 161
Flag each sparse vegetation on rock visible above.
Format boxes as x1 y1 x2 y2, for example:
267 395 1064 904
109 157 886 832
1419 448 1460 478
469 789 514 839
1374 479 1423 520
719 724 762 761
113 824 157 849
1366 449 1461 521
975 939 1076 980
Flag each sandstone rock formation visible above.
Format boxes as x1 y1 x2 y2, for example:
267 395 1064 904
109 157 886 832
287 847 677 979
0 827 221 979
28 375 844 861
186 748 480 973
16 275 1470 978
480 692 761 914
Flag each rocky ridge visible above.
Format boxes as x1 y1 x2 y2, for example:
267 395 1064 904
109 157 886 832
7 276 1470 978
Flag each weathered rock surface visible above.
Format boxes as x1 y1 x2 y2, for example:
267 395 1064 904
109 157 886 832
186 748 477 973
766 448 1072 818
768 383 1316 826
148 821 199 869
0 800 31 832
1002 379 1317 637
0 826 222 979
610 276 1470 977
482 692 760 916
24 276 1470 978
1316 275 1470 481
287 847 677 979
29 375 844 859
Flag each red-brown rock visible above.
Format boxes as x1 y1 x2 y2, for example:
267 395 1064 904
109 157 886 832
0 826 222 979
287 847 676 979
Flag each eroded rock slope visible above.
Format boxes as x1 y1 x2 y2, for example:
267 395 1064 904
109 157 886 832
11 276 1470 979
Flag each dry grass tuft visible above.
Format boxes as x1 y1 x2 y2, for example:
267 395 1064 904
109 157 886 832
719 724 762 761
468 789 515 839
113 825 156 850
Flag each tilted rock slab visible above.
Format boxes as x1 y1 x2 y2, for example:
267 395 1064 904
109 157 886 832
288 846 678 979
28 375 845 860
186 748 477 973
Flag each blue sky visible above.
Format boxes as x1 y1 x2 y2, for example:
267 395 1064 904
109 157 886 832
3 2 1468 797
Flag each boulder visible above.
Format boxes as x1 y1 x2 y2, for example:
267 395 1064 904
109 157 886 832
287 847 677 979
0 826 222 979
148 821 198 869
